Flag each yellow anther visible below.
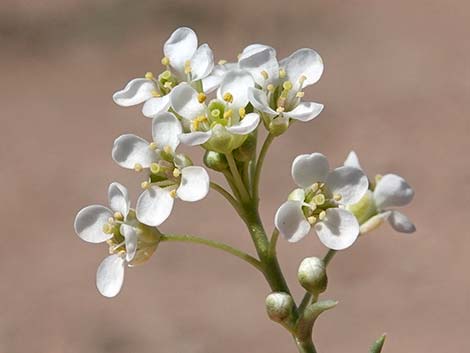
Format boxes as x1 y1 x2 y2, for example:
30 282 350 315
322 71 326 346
113 212 123 221
313 193 326 206
223 92 234 103
145 72 155 80
107 217 114 224
192 115 207 130
307 216 317 224
223 109 233 119
164 145 173 155
282 80 293 90
239 107 246 119
163 82 173 89
308 202 317 211
318 211 326 220
134 163 143 172
169 189 177 198
299 75 307 84
261 70 269 80
149 142 158 150
172 168 181 178
311 183 319 192
267 84 275 92
333 193 342 201
296 91 305 98
161 56 170 66
102 223 113 234
184 60 192 74
151 90 161 97
141 181 150 189
279 68 287 79
276 106 285 113
218 59 227 65
197 92 207 103
150 163 161 174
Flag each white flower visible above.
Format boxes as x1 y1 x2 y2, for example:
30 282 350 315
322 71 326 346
74 183 160 297
112 27 214 118
275 153 368 250
112 112 210 227
345 151 415 234
245 46 324 129
170 69 260 153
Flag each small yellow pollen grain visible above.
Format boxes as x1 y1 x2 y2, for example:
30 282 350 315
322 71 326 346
223 92 234 103
161 56 170 66
149 142 158 150
134 163 143 172
102 223 113 234
218 59 227 65
318 210 326 220
276 106 285 113
197 92 207 103
279 68 287 79
333 193 342 201
239 107 246 119
307 216 317 224
141 181 150 189
170 189 177 198
267 84 275 92
282 80 293 90
261 70 269 80
296 91 305 98
150 163 160 174
223 109 233 119
172 168 181 178
113 212 123 221
184 60 192 74
145 72 155 80
151 90 161 97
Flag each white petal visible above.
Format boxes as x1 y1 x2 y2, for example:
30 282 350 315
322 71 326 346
120 224 138 262
112 78 155 107
152 112 183 151
387 210 416 233
177 166 210 202
315 208 359 250
239 44 279 86
142 94 170 118
275 201 311 242
112 134 157 169
96 254 125 298
164 27 198 74
170 83 205 120
108 182 130 217
226 113 260 135
136 186 174 226
282 48 324 88
190 43 214 81
374 174 414 209
217 69 254 108
288 188 305 202
74 205 113 243
344 151 362 170
248 88 277 115
326 166 369 205
284 102 323 122
178 131 212 146
291 153 329 188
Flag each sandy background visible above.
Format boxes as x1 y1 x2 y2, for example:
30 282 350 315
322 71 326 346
1 0 469 352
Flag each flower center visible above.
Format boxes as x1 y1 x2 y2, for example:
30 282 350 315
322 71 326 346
301 182 341 225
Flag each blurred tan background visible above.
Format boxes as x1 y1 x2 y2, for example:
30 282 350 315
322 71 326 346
1 0 469 352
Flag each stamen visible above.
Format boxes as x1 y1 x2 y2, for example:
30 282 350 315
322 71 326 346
113 212 124 221
375 174 383 183
282 81 293 90
150 163 161 174
184 60 192 74
333 193 342 201
279 68 287 79
223 109 233 119
311 183 319 192
163 145 173 155
151 90 161 97
172 168 181 178
134 163 143 172
307 216 317 224
318 210 326 220
218 59 227 65
102 223 113 234
261 70 269 80
145 72 155 80
299 75 307 85
161 56 170 66
239 107 246 119
163 82 173 89
296 91 305 98
223 92 234 103
169 189 177 198
141 181 150 189
267 84 275 92
149 142 158 150
276 106 285 113
197 92 207 103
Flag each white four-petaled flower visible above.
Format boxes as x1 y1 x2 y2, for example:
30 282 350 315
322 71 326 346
275 153 368 250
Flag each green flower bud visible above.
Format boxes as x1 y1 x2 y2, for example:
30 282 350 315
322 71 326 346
203 151 228 171
265 292 294 323
269 116 289 136
298 257 328 294
233 133 257 162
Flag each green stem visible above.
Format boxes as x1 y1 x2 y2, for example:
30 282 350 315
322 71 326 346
253 133 274 205
160 234 263 272
225 151 251 202
294 337 318 353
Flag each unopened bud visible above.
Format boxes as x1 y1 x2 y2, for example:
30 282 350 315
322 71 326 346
203 151 228 171
298 257 328 294
269 116 289 136
265 292 294 323
233 133 256 162
359 212 388 235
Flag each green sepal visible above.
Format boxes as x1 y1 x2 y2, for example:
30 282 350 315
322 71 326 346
369 333 386 353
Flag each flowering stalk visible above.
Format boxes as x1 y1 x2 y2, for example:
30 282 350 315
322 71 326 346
74 26 416 353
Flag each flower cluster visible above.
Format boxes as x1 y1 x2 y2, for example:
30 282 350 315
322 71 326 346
74 26 415 304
